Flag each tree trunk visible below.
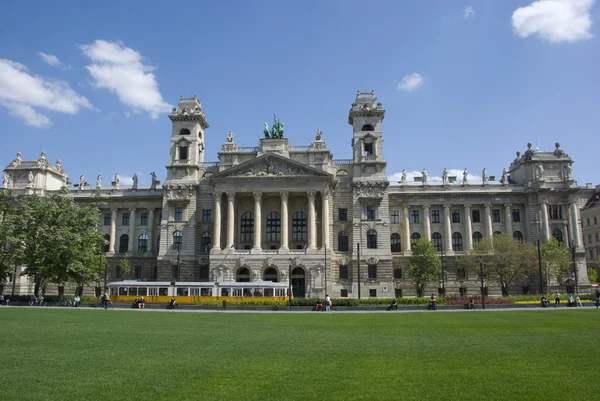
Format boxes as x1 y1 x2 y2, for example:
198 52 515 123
501 285 509 297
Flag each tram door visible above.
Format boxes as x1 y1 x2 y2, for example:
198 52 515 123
291 267 306 298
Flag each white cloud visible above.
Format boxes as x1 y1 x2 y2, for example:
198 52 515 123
80 40 172 119
0 58 93 127
120 175 134 186
389 169 480 183
37 52 71 70
396 73 424 92
512 0 594 43
463 5 476 19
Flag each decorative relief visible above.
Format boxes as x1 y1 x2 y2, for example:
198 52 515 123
7 152 22 167
165 184 195 200
235 157 315 177
352 180 389 197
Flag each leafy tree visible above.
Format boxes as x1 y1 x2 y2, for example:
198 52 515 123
588 266 597 284
464 234 537 296
540 238 572 290
119 258 131 278
406 239 442 297
0 190 18 281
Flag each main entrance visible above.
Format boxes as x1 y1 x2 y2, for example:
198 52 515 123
291 267 306 298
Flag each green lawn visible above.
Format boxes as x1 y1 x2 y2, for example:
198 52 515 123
1 309 599 401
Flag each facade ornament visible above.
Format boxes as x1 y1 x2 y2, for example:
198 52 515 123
564 163 573 181
463 168 469 185
37 151 48 167
237 157 313 177
150 172 159 190
553 142 565 157
536 164 545 181
421 169 428 185
482 168 489 184
96 174 102 189
501 168 509 185
8 152 22 167
132 173 138 190
114 173 120 190
55 158 64 173
524 142 535 160
263 113 285 139
315 128 323 141
515 151 521 161
401 169 407 186
2 172 9 189
442 168 448 185
226 130 234 143
27 171 35 188
78 175 85 191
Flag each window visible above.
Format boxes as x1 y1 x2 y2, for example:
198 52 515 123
200 266 209 281
552 228 563 243
512 209 521 222
140 212 148 226
338 232 349 252
457 267 467 279
390 210 400 224
452 210 461 223
473 231 483 243
411 232 421 246
240 212 254 242
596 233 599 242
366 205 376 220
338 208 348 221
364 142 373 156
367 229 377 249
103 213 111 226
122 212 130 226
174 207 183 222
587 218 591 226
411 210 420 224
431 232 442 252
119 234 129 253
340 289 348 297
369 289 377 297
179 128 190 135
102 234 110 253
452 232 463 251
201 232 211 253
152 266 158 281
292 211 307 242
115 265 122 279
472 210 481 223
595 216 598 225
203 209 212 223
156 235 160 253
368 264 377 279
513 231 524 243
362 124 374 131
393 268 402 279
549 205 562 220
173 231 183 248
339 265 348 279
492 209 501 223
266 212 281 243
58 286 64 296
395 288 403 298
459 287 467 297
137 234 148 254
431 209 440 224
179 146 188 160
494 231 502 236
390 233 401 252
588 234 592 243
134 266 142 280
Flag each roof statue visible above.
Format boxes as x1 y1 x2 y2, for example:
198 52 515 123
315 128 323 141
501 168 509 185
150 172 159 190
2 172 9 189
442 168 448 185
421 169 428 185
482 168 489 184
263 114 285 139
132 173 138 190
401 169 407 186
463 168 469 185
96 174 102 189
554 142 565 157
226 130 234 143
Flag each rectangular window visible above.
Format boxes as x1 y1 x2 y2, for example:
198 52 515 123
179 146 188 160
368 264 377 279
140 212 148 226
492 209 501 223
393 268 402 279
134 266 142 279
411 210 420 224
340 289 348 298
338 208 348 222
431 210 440 224
366 205 376 220
595 216 598 225
512 209 521 222
152 266 158 281
339 265 348 279
174 207 183 222
395 288 402 298
390 210 400 224
122 212 130 226
457 267 467 279
369 289 377 297
588 234 592 243
472 210 481 223
596 233 599 242
452 210 461 223
587 218 590 226
459 287 467 297
203 209 212 223
103 213 111 226
338 234 349 252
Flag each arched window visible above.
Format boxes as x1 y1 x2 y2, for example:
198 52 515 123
338 232 349 252
362 124 374 131
367 229 377 249
494 231 502 236
240 212 254 242
411 232 422 246
102 234 110 253
513 231 524 243
431 232 442 252
552 228 563 243
292 211 307 242
236 267 250 282
201 232 211 253
390 233 401 252
156 235 160 253
119 234 129 253
473 231 483 244
263 267 278 282
266 212 280 243
173 231 183 249
179 128 190 135
452 232 463 252
137 234 148 254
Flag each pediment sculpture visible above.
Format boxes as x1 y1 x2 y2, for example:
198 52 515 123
234 157 315 177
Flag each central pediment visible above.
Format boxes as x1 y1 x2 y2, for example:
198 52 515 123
212 153 331 180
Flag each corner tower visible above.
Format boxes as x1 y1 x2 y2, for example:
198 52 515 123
349 90 386 178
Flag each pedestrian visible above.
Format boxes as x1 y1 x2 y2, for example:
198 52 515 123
554 292 561 308
596 290 600 309
576 295 583 307
325 294 332 312
428 293 437 311
101 293 110 310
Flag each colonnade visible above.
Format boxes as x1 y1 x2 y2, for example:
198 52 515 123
107 207 155 253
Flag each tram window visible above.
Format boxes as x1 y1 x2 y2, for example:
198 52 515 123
177 288 189 296
201 288 213 297
118 287 127 296
148 288 158 296
264 288 274 297
138 288 147 296
233 289 243 297
110 287 117 296
243 288 253 297
128 287 138 296
190 288 200 296
254 289 263 297
159 287 168 296
221 288 231 297
275 289 286 297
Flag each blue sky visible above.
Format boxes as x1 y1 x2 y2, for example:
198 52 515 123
1 0 598 186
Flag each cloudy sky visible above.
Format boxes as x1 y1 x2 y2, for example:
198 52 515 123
1 0 598 186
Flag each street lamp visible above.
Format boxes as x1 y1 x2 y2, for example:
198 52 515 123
439 242 445 296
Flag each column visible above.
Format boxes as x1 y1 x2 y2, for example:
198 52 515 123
464 204 473 250
280 191 289 250
253 192 262 250
147 208 155 254
322 189 330 250
128 208 136 253
307 191 316 249
484 204 493 239
570 201 581 248
423 205 431 241
109 208 117 252
402 206 411 252
443 204 452 252
212 192 222 250
524 204 531 242
226 192 235 248
504 204 513 235
540 201 550 242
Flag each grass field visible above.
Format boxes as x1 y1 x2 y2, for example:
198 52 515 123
1 309 599 401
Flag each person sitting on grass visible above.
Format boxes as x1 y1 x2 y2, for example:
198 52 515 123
169 296 177 309
567 294 575 307
315 300 323 311
72 295 81 307
390 298 398 311
428 294 437 311
541 296 549 308
139 296 146 309
133 296 140 309
576 295 582 307
469 298 475 310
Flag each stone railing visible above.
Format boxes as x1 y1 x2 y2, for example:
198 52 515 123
238 147 259 152
361 155 377 161
201 162 220 167
333 159 353 165
290 146 311 152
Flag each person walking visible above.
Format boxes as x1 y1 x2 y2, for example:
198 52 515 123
554 292 561 308
325 294 332 312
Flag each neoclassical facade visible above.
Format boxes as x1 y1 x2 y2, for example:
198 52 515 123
2 92 594 297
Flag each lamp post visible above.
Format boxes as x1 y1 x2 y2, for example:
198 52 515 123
440 243 445 295
288 261 292 311
480 262 485 310
356 242 361 300
103 252 108 296
537 239 543 294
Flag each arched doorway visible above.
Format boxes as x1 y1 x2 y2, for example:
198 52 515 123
291 267 306 298
236 267 250 282
263 267 278 282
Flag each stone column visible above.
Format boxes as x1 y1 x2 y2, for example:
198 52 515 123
524 205 531 242
464 204 473 250
540 201 550 242
253 192 262 250
307 191 316 250
402 206 411 252
570 201 581 248
444 205 452 252
280 191 289 250
109 208 117 252
504 204 513 235
322 189 330 250
484 204 493 239
128 208 136 253
423 205 431 241
213 192 222 250
147 208 154 254
226 192 235 248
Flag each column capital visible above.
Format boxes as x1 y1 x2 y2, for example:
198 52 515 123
110 207 118 212
129 207 136 213
253 191 262 201
463 204 472 209
226 191 235 200
321 188 330 198
484 203 492 209
280 191 289 201
504 203 512 208
443 204 451 210
307 191 316 200
422 204 430 209
214 192 222 201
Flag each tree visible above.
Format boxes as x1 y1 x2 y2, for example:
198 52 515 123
406 239 442 297
464 234 537 296
588 266 597 284
540 238 571 290
0 190 18 281
119 258 131 278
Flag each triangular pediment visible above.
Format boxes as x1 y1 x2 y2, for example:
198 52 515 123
212 153 331 179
